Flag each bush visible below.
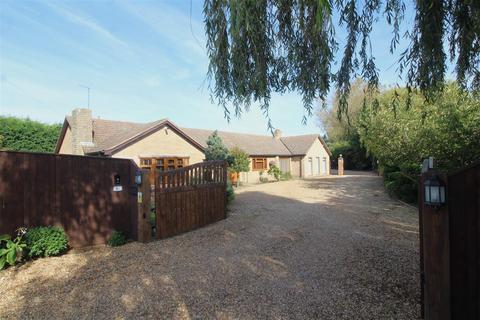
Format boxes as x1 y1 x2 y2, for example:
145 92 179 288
382 165 419 203
328 136 373 170
26 226 68 258
267 164 282 181
0 233 27 270
230 147 250 173
226 181 235 204
107 230 126 247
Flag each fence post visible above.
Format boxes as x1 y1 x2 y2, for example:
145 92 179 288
338 154 344 176
137 170 152 243
421 170 450 320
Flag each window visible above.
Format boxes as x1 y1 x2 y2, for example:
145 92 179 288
140 157 188 171
140 158 152 167
252 158 267 171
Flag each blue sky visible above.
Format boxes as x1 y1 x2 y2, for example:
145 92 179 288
1 0 419 135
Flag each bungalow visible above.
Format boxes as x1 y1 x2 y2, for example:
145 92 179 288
55 108 331 183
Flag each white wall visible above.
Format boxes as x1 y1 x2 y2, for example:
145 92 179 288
238 156 278 184
301 138 330 177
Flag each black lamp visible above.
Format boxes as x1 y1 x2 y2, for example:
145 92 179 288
424 175 446 206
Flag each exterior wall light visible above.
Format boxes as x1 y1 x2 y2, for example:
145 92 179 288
135 170 142 185
424 175 446 206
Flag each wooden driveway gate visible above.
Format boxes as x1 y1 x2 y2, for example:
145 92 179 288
419 161 479 319
151 160 228 239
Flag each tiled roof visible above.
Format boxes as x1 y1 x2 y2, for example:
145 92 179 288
181 128 292 156
63 117 330 156
281 134 322 155
66 117 167 154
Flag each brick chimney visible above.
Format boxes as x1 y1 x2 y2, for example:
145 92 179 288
273 129 282 139
71 108 93 155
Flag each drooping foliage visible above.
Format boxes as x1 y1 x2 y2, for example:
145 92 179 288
0 116 62 153
204 0 480 127
317 78 373 170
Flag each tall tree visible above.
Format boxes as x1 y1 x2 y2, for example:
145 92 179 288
204 0 480 128
317 78 374 170
204 130 231 161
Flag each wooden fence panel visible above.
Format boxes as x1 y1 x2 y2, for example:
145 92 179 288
448 163 479 320
0 151 140 247
154 161 227 240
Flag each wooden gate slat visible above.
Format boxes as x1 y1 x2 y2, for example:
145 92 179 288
154 161 227 240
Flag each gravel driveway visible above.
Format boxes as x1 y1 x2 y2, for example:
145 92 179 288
0 172 420 319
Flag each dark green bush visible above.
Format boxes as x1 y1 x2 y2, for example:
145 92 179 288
382 165 419 204
107 230 126 247
328 135 373 170
26 226 68 258
226 181 235 204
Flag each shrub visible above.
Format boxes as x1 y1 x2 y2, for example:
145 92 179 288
107 230 126 247
382 165 419 204
267 164 282 181
226 181 235 204
0 233 27 270
26 226 68 258
229 147 250 173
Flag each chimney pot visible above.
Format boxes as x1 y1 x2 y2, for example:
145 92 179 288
274 129 282 139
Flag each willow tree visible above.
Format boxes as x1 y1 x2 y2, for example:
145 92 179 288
203 0 480 129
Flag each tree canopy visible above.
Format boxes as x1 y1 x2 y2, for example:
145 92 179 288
204 130 231 161
0 116 62 153
358 82 480 172
229 147 250 173
317 78 373 170
357 82 480 202
204 0 480 127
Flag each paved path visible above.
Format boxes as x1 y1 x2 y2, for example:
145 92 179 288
0 172 420 319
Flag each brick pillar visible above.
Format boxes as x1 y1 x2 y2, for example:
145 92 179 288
338 155 344 176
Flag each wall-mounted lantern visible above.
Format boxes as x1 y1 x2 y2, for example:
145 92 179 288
424 175 446 206
135 170 142 185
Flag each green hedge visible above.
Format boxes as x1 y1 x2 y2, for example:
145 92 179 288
0 116 62 152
